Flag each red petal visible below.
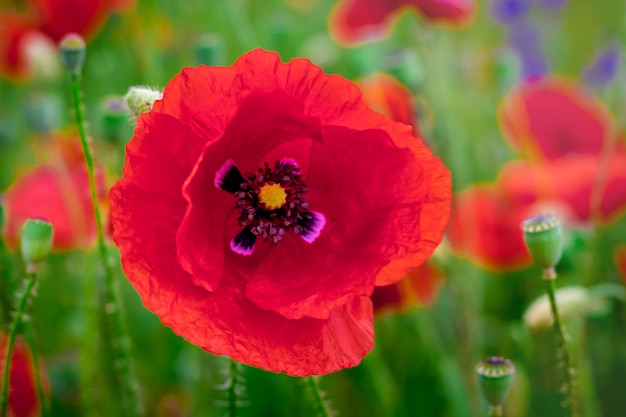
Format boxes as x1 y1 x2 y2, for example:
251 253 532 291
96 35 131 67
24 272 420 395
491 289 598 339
28 0 135 41
499 77 613 161
447 184 532 271
357 73 421 137
0 12 37 82
2 165 98 250
0 335 46 417
329 0 475 45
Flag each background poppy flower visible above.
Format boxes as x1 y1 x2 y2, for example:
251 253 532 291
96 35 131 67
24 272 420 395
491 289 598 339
0 0 134 81
0 334 45 417
329 0 476 46
356 72 422 137
498 77 614 161
1 135 105 250
371 262 444 315
110 49 451 376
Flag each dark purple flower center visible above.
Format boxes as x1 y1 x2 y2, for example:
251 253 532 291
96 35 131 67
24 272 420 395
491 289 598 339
214 158 325 255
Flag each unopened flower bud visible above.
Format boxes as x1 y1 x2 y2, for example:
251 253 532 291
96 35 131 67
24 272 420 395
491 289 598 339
100 96 130 144
521 213 563 279
21 219 53 270
125 86 163 118
194 33 224 66
476 357 515 415
59 33 86 76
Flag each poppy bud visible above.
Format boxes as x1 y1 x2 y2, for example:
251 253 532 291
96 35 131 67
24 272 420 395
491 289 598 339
100 96 130 144
58 33 86 76
476 357 515 415
125 86 163 118
521 213 563 279
194 34 224 66
20 219 53 270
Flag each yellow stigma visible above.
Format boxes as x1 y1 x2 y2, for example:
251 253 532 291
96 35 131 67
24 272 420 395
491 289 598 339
258 183 287 210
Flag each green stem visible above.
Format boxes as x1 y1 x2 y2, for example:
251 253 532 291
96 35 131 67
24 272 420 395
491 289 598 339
544 277 581 417
0 238 15 329
0 273 36 417
227 359 238 417
307 376 332 417
23 323 49 417
68 74 142 417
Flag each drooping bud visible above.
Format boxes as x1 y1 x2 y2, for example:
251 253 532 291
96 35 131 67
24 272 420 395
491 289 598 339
58 33 86 77
476 357 515 416
125 86 163 118
20 219 53 272
194 33 225 66
100 95 130 144
521 213 563 279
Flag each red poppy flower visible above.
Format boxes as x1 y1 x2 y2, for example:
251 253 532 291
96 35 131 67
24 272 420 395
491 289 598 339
2 135 103 250
0 334 45 417
109 49 451 376
0 12 38 81
329 0 476 45
448 153 626 271
498 77 615 161
371 261 443 315
0 0 134 81
27 0 135 42
356 72 422 137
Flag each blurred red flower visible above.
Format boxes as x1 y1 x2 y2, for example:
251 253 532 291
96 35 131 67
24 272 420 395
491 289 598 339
329 0 476 45
448 77 626 271
371 261 444 315
0 0 134 80
0 334 46 417
2 135 104 250
498 77 615 160
357 72 422 137
110 49 451 376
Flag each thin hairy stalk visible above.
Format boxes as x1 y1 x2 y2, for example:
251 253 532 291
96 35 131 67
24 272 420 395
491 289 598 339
545 278 581 417
67 73 142 417
23 324 49 417
307 376 334 417
0 274 36 417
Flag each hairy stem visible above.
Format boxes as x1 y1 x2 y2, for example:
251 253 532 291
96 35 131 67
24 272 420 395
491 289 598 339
68 73 142 417
545 277 581 417
0 274 36 417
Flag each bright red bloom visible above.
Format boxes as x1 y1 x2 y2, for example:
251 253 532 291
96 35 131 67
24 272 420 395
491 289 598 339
498 77 614 161
0 0 134 80
357 72 422 137
2 135 103 250
329 0 476 45
110 49 451 376
371 262 443 315
0 335 44 417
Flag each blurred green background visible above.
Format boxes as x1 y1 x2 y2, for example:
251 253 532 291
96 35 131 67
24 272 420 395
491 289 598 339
1 0 626 416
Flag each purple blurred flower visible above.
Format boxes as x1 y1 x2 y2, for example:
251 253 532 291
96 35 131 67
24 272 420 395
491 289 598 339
491 0 532 25
507 19 548 79
583 45 620 88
